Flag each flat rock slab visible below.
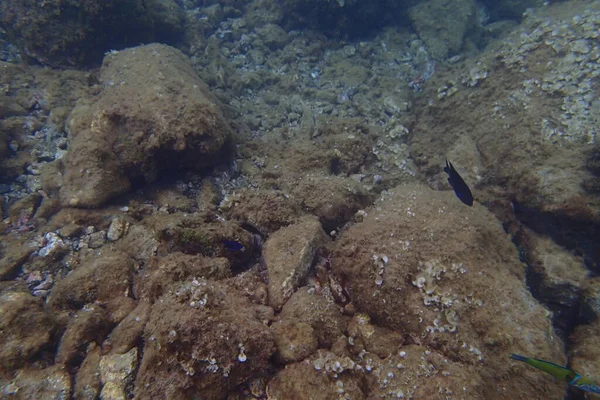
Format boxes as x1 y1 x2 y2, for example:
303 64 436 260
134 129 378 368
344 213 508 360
263 216 328 310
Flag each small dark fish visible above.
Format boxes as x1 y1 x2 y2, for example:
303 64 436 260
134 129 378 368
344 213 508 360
223 240 244 252
444 159 473 206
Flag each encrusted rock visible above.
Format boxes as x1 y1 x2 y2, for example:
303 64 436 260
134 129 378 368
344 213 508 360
0 0 183 67
408 0 477 61
49 249 134 313
0 290 56 369
0 241 35 280
116 224 159 262
99 347 138 400
278 287 345 348
74 344 102 400
136 253 231 302
330 184 565 398
347 313 404 358
579 278 600 324
263 216 328 310
522 229 588 336
53 44 231 208
106 217 129 242
134 278 275 399
104 301 151 354
55 305 110 366
266 361 364 400
272 321 318 363
1 365 71 399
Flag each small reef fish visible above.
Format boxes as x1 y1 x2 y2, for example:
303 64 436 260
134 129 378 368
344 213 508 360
223 240 244 252
510 353 600 394
443 159 473 206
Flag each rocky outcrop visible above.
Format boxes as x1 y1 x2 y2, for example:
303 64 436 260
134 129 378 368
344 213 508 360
330 184 565 399
0 0 183 67
44 44 232 208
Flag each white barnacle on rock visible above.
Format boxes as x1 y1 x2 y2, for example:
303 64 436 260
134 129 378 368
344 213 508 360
237 344 247 362
206 358 219 373
313 357 325 370
469 345 484 361
354 209 368 222
373 254 388 286
464 65 489 87
444 309 459 333
332 360 343 373
412 276 426 289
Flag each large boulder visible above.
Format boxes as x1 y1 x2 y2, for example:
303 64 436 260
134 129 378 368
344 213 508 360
135 278 275 399
330 184 565 399
0 0 183 67
46 44 232 208
410 2 600 271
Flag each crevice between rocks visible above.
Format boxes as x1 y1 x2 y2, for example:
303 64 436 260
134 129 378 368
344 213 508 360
511 202 600 400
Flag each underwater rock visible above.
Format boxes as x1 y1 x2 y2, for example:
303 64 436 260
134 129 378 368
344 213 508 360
330 183 565 399
263 216 328 310
136 253 231 302
279 0 411 38
272 321 318 363
99 347 138 400
255 23 289 50
278 287 345 349
570 320 600 390
55 305 110 366
482 0 546 21
104 301 151 355
0 240 35 280
347 313 404 358
53 44 232 208
0 290 56 370
116 224 159 263
134 278 275 399
245 0 283 29
0 93 26 118
74 344 102 400
222 189 302 234
49 249 134 312
1 365 71 399
521 229 588 337
0 0 183 67
0 128 6 162
579 278 600 324
7 192 42 222
289 174 374 232
411 2 600 269
408 0 478 61
266 360 365 400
